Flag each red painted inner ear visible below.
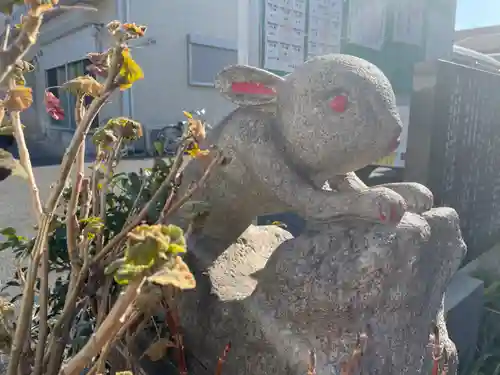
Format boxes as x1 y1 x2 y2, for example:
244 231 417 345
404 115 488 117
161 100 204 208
330 95 348 112
231 82 276 95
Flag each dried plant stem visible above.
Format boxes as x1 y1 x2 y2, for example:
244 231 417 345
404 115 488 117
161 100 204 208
10 111 43 221
45 258 90 375
8 108 44 375
80 178 92 220
66 94 86 271
8 91 111 375
89 311 140 375
0 12 43 85
163 150 224 219
91 144 186 265
7 218 50 375
2 17 11 51
33 237 49 375
96 276 113 328
67 144 85 270
60 277 144 375
97 137 123 252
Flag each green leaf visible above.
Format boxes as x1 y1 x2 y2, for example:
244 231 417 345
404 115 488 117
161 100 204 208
166 243 186 255
0 227 16 236
104 258 125 275
128 172 142 196
153 140 164 156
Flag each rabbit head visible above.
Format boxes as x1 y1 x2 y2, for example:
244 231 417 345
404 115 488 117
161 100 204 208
215 55 402 180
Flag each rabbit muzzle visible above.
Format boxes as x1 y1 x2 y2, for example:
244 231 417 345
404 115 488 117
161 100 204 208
387 127 402 153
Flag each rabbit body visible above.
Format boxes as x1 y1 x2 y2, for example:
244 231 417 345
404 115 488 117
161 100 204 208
192 54 433 247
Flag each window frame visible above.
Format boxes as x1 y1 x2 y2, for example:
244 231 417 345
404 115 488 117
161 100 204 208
187 34 238 88
45 59 98 131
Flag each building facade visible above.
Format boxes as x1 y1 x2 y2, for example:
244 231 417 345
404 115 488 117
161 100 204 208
16 0 263 157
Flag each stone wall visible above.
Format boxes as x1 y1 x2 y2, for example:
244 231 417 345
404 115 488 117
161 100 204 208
405 59 500 263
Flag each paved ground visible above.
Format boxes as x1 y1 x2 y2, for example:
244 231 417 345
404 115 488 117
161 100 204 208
0 158 154 291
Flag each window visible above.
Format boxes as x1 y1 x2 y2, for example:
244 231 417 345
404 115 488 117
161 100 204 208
46 59 98 129
187 34 238 87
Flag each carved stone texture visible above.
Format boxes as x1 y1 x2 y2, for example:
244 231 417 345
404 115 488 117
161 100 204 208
180 208 465 375
176 54 467 375
184 54 433 260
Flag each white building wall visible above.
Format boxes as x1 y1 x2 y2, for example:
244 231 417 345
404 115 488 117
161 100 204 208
23 1 118 156
126 0 239 130
22 0 264 157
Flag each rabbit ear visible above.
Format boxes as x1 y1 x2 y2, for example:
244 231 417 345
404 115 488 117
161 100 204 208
215 65 284 106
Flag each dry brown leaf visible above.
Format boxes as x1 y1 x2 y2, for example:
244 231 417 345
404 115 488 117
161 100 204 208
188 118 206 141
147 256 196 290
144 338 176 361
4 87 33 111
63 75 103 97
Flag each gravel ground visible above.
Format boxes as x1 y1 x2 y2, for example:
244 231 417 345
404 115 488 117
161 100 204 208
0 158 154 294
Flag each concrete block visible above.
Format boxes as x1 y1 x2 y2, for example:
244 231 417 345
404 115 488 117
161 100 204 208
444 273 484 370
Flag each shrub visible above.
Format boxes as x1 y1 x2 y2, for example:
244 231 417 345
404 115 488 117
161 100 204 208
0 2 224 375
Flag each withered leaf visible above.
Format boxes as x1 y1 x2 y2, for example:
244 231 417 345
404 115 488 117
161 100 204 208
144 338 176 361
4 86 33 111
147 256 195 289
63 75 103 97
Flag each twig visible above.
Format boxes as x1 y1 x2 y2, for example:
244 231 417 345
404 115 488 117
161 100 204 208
66 141 85 271
7 98 45 375
79 178 92 221
44 258 91 375
7 216 50 375
32 236 48 375
0 11 43 86
88 311 140 375
163 150 224 219
96 277 113 328
91 144 186 265
10 111 43 221
157 188 177 224
2 17 12 51
9 83 113 375
97 137 123 252
60 277 145 375
125 175 147 223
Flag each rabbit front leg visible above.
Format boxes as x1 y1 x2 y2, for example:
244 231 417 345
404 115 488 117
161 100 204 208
244 141 407 223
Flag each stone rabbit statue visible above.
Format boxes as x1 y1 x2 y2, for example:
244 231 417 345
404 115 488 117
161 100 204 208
177 55 464 375
192 54 432 250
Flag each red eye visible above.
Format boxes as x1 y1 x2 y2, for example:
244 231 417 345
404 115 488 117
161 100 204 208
330 95 348 112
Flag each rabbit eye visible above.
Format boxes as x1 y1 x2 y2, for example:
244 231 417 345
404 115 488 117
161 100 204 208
329 95 348 113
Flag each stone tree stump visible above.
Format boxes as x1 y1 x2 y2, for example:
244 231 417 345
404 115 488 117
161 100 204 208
180 209 465 375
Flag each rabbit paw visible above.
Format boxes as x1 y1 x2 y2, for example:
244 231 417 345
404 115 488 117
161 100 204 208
357 187 407 224
388 183 433 213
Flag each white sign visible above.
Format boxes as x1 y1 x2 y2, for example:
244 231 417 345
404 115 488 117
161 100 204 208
392 0 424 46
346 0 387 51
263 0 307 73
306 0 343 59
